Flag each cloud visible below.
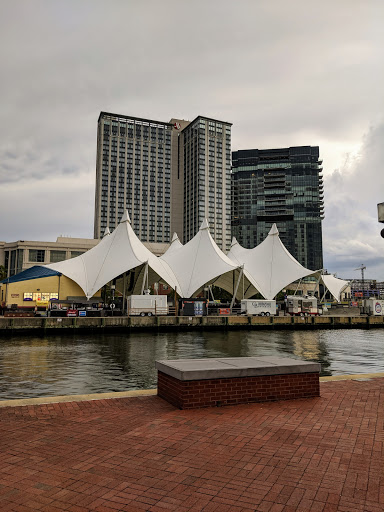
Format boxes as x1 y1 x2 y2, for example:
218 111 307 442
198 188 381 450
0 172 94 241
0 0 383 283
323 121 384 279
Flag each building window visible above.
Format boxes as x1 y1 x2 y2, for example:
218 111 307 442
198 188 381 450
71 251 84 258
29 249 45 263
50 250 66 263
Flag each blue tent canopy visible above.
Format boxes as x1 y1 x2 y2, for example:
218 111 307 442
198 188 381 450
0 266 61 284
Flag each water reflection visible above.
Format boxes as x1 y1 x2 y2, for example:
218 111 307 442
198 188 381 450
0 329 383 399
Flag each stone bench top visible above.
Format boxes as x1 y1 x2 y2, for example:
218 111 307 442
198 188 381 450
156 356 321 381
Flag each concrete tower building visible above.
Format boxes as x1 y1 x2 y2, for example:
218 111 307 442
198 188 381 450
182 116 232 251
94 112 176 242
94 112 232 251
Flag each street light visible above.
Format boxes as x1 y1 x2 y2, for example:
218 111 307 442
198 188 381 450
378 202 384 238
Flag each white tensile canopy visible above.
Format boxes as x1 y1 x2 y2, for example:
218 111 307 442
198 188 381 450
321 274 349 302
162 232 183 258
160 219 243 298
227 224 319 300
45 211 181 299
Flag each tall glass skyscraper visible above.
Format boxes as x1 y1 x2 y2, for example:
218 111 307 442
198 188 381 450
231 146 324 269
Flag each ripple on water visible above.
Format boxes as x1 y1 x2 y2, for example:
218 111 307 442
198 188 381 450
0 329 383 399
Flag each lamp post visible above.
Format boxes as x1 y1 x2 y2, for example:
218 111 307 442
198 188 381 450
378 202 384 237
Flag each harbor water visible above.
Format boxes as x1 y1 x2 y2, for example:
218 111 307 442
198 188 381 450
0 329 383 400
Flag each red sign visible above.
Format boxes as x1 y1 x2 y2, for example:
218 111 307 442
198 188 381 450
219 308 230 315
350 301 358 307
66 309 78 317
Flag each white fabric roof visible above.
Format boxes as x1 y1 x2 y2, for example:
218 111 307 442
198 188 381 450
42 214 331 302
160 219 240 298
227 224 319 300
46 211 181 298
161 232 183 258
321 274 349 302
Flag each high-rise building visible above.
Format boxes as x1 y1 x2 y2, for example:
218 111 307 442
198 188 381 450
231 146 324 269
182 116 232 250
94 112 232 251
94 112 177 241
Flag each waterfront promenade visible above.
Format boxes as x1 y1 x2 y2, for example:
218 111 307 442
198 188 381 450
0 376 383 511
1 314 384 334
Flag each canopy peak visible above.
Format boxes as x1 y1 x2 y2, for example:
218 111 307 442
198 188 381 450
268 223 279 236
120 210 131 224
199 218 210 231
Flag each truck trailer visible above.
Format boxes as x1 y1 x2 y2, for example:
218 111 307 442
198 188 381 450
240 300 276 316
361 298 384 316
127 295 168 316
286 295 320 316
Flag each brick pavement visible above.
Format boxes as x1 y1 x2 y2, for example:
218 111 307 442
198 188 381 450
0 378 383 512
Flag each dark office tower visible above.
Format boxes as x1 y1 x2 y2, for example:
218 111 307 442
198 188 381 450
94 112 176 241
232 146 324 269
182 116 232 251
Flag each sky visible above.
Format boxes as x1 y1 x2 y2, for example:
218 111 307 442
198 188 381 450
0 0 383 279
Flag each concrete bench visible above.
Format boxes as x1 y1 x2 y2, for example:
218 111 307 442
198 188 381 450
156 356 320 409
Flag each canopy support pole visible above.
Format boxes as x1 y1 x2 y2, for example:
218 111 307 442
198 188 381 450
122 272 127 314
315 273 322 299
230 267 243 313
320 273 328 302
293 278 302 296
209 285 215 301
140 262 149 295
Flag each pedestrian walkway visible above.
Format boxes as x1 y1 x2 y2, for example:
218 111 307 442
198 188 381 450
0 378 383 511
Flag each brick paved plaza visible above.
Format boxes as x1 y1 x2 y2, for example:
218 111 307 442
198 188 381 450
0 378 383 512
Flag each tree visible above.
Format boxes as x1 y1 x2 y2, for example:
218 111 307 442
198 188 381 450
0 265 7 281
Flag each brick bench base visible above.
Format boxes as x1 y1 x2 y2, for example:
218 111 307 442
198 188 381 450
158 370 320 409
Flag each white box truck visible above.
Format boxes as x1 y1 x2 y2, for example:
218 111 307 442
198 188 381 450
362 299 384 316
241 299 276 316
127 295 168 316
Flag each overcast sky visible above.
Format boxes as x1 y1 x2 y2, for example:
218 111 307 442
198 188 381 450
0 0 383 279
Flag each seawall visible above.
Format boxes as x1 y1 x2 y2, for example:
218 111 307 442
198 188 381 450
1 314 384 335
